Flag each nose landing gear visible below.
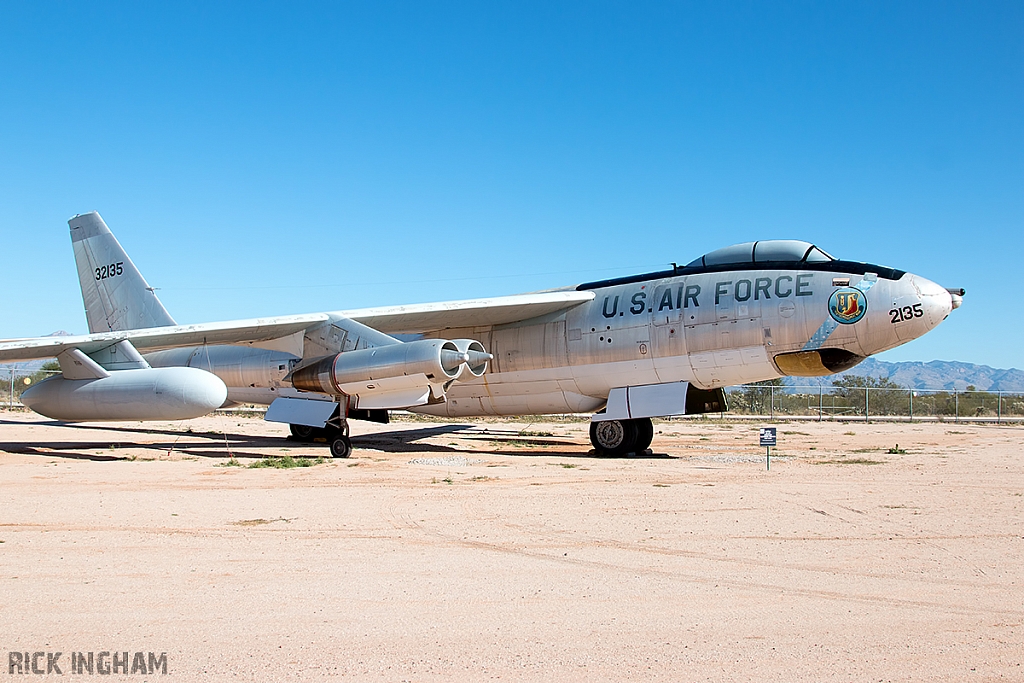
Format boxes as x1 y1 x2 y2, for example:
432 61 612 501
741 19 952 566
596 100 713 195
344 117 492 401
589 417 654 456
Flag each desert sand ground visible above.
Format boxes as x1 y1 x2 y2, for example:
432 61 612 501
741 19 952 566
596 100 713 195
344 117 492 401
0 410 1021 682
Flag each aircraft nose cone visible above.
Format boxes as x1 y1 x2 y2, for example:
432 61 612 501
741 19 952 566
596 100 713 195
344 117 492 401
915 275 954 325
947 287 965 310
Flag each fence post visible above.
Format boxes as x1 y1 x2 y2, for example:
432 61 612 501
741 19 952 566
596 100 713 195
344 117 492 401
770 384 774 420
8 368 13 410
818 384 823 422
909 389 913 423
865 386 869 422
998 391 1002 424
955 390 959 423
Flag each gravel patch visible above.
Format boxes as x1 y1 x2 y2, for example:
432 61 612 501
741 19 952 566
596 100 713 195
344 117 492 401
408 455 484 467
691 453 792 463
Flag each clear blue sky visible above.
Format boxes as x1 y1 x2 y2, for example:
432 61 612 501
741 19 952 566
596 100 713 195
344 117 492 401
1 2 1021 368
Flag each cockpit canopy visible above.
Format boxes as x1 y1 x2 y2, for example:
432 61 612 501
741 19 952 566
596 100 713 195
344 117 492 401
576 238 904 291
686 240 835 268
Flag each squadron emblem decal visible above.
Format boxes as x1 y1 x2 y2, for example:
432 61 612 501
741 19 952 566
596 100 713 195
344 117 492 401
828 287 867 324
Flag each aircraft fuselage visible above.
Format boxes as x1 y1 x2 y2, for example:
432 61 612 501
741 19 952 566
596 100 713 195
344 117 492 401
177 258 955 419
413 260 953 416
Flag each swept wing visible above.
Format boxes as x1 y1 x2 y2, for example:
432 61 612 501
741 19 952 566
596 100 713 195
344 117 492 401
0 313 329 363
339 290 596 334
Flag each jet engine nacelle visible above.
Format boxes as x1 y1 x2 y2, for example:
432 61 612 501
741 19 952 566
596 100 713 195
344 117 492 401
290 339 477 395
21 367 228 422
146 345 295 388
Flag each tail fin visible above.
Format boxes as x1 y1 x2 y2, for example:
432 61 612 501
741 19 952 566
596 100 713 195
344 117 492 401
69 212 177 333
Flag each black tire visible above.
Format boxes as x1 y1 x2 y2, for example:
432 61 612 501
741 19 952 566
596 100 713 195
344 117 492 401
329 435 352 458
589 419 638 456
633 418 654 452
289 423 317 441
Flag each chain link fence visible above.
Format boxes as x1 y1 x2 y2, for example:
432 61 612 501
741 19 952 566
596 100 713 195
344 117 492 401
4 364 1022 423
2 365 61 409
728 383 1024 422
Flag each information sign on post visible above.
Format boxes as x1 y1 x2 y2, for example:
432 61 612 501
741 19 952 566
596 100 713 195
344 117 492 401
759 427 777 470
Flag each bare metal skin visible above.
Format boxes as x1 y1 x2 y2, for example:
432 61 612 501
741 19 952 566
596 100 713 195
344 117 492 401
0 215 960 455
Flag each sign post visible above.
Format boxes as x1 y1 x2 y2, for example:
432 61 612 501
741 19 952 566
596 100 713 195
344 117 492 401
759 427 777 470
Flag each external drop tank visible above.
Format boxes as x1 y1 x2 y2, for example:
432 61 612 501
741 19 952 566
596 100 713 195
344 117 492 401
21 367 228 422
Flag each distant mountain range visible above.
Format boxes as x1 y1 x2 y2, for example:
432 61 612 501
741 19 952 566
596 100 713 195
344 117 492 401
784 357 1024 392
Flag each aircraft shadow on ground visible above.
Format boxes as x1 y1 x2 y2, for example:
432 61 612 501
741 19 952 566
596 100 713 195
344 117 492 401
353 428 676 460
0 441 276 462
0 418 298 460
0 419 674 461
0 418 261 442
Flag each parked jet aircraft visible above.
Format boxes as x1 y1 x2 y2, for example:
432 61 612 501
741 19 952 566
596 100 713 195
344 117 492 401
0 212 963 456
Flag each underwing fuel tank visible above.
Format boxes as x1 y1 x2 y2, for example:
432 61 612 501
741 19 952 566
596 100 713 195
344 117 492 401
290 339 484 395
21 367 228 421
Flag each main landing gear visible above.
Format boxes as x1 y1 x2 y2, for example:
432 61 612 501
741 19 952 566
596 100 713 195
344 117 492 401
288 403 352 458
289 422 352 458
589 417 654 457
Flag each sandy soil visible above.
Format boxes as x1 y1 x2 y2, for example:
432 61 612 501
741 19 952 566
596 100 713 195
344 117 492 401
0 410 1021 681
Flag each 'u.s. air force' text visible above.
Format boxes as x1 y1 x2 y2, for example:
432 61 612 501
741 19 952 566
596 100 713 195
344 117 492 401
601 274 814 318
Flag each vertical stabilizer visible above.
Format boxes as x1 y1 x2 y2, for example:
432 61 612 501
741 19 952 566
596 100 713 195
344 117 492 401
69 212 177 333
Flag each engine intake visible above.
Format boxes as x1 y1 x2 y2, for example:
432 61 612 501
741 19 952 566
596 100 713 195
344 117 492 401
452 339 490 378
774 349 865 377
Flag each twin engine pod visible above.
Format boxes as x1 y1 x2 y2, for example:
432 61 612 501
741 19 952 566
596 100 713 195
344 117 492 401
290 339 491 396
21 367 228 422
452 339 491 378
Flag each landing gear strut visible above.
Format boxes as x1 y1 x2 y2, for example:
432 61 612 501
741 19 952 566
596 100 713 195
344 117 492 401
589 417 654 456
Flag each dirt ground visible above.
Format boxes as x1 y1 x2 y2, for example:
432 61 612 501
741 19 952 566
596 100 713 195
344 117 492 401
0 410 1021 682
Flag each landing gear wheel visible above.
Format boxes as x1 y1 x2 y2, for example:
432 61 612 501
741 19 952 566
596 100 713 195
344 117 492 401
289 423 317 441
589 419 638 456
329 435 352 458
633 418 654 452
